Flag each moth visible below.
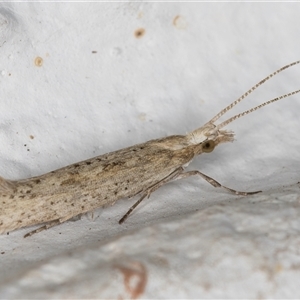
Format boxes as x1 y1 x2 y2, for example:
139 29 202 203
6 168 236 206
1 61 300 237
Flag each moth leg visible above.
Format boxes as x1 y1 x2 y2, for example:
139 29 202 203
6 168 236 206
119 167 185 224
119 168 261 224
23 220 61 238
24 215 76 238
175 170 261 196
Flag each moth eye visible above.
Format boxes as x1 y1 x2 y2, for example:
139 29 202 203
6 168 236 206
202 140 215 153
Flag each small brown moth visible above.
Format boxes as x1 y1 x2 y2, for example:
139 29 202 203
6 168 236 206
1 61 300 237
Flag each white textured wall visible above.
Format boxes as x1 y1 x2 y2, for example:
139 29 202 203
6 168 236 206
1 2 300 298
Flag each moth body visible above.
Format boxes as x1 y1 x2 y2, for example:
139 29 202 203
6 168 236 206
1 60 300 237
0 133 222 236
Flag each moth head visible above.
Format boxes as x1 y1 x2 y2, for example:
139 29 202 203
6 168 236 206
186 122 234 153
186 61 300 155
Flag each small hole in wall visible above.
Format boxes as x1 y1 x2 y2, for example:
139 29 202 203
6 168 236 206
34 56 43 67
134 28 145 38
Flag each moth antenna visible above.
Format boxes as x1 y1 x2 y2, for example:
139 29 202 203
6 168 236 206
217 89 300 129
208 60 300 125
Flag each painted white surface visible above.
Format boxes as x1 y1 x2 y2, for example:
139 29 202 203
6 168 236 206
1 2 300 298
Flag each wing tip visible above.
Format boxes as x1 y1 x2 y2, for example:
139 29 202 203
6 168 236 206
0 176 16 194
